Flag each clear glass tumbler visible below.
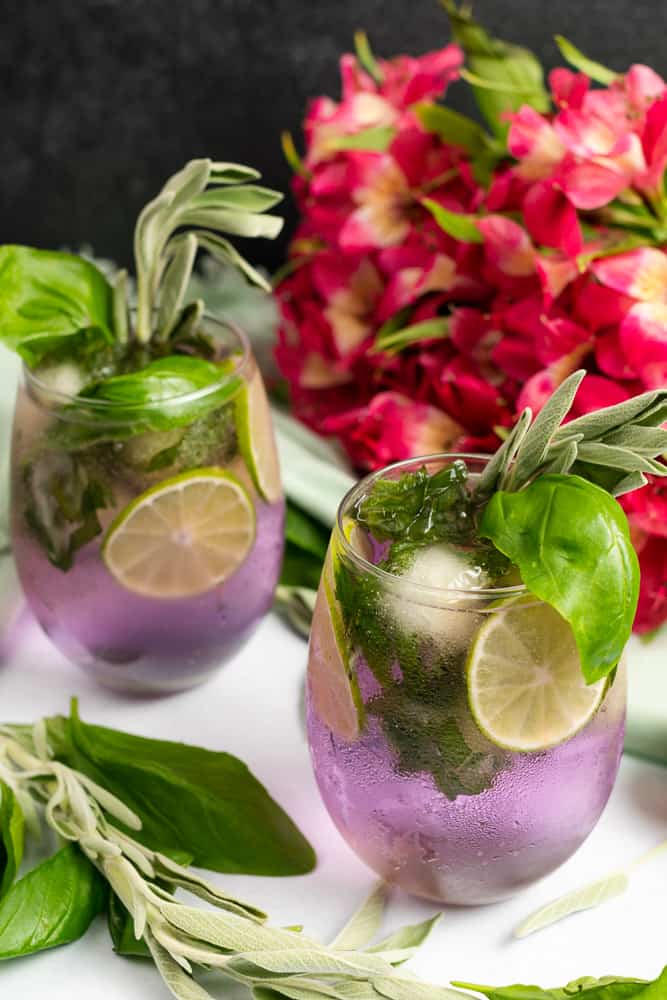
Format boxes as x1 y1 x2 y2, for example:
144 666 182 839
11 316 284 694
306 455 626 904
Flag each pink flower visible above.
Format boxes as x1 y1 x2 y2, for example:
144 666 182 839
508 107 566 180
630 534 667 633
523 180 583 256
593 248 667 387
477 216 536 278
378 46 464 109
322 391 463 469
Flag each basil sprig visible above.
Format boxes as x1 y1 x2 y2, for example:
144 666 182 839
0 782 23 899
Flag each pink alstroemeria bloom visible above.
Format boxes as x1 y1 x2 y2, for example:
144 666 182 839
477 216 537 278
378 45 464 109
508 106 566 180
311 254 383 358
593 248 667 387
629 534 667 633
322 391 463 470
523 180 583 257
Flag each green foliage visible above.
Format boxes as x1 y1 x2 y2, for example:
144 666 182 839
45 702 315 876
442 1 550 139
480 475 639 683
457 968 667 999
0 845 107 959
0 782 23 899
554 35 618 84
354 461 474 545
421 199 484 243
280 502 329 590
0 246 115 367
108 892 152 959
327 126 396 152
374 316 451 355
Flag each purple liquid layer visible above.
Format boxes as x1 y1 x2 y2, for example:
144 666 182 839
307 658 626 904
13 498 284 693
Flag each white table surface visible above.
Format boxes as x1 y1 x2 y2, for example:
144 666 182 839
1 608 666 998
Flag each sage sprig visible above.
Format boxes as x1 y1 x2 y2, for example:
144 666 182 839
134 158 283 343
474 372 667 500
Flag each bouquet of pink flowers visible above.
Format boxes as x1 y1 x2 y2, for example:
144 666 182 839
275 3 667 633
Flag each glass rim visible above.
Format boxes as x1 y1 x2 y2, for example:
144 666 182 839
22 311 252 417
334 452 529 603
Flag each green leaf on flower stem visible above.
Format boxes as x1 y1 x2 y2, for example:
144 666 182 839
0 845 107 959
421 199 483 243
374 316 451 355
0 782 24 899
45 701 316 876
480 474 639 683
0 245 115 367
442 1 550 139
354 30 382 84
414 103 491 155
554 36 618 85
327 126 396 153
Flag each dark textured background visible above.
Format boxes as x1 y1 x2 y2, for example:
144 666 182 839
1 0 663 270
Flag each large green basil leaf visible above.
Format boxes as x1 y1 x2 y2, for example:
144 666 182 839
46 702 315 876
52 355 241 448
0 246 114 367
456 967 666 998
0 782 24 899
480 474 639 683
0 845 107 959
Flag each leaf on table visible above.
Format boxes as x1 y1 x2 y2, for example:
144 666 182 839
45 701 316 876
453 971 661 998
0 781 24 898
480 475 639 683
0 844 107 959
108 891 152 959
514 870 629 938
367 912 442 961
332 881 388 950
373 977 474 1000
0 245 115 367
145 930 216 1000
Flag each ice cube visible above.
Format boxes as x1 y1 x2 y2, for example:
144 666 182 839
383 543 488 646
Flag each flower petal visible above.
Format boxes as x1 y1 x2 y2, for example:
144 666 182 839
620 301 667 387
593 247 667 302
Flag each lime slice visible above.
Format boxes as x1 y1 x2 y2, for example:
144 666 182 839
467 601 606 752
235 368 282 504
102 467 255 599
308 548 362 742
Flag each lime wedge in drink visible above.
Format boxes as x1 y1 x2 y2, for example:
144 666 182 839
102 468 255 599
235 368 282 503
466 601 606 752
308 547 362 741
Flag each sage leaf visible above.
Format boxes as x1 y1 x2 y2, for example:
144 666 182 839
253 982 348 1000
373 977 472 1000
160 901 318 953
475 409 532 498
601 425 667 455
163 159 212 207
421 199 483 243
332 881 388 950
554 35 618 84
577 442 666 475
190 185 283 214
46 703 316 876
480 475 639 682
145 930 216 1000
538 438 580 477
0 781 24 898
367 913 441 959
514 871 629 938
556 390 667 442
157 233 199 339
194 230 271 292
230 948 395 978
152 852 266 921
609 471 648 498
0 845 106 959
508 371 584 488
209 162 262 184
0 246 114 367
180 205 283 240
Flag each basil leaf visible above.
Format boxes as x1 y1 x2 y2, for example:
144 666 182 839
0 782 24 898
0 246 114 367
0 845 107 959
480 475 639 683
46 703 315 876
108 892 151 959
55 355 242 447
444 2 550 139
454 969 665 998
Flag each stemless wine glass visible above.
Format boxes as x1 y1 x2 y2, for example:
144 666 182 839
11 315 284 694
306 455 626 904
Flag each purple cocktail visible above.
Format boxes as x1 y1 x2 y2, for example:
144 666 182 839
11 317 285 693
306 455 627 904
